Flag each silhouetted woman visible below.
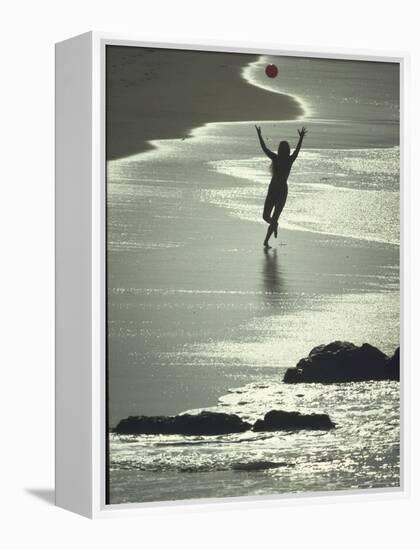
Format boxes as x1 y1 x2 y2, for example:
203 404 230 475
255 125 307 248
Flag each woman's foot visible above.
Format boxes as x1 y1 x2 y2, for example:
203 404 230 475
263 242 272 249
273 222 278 238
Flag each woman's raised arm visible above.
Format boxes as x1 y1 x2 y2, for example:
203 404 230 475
290 126 307 162
255 125 276 160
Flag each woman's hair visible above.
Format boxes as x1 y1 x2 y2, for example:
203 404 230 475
270 140 291 174
277 141 290 159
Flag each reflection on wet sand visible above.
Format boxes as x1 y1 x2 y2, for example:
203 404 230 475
261 248 285 307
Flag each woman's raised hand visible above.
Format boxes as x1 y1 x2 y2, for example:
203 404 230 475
255 125 262 134
298 126 307 138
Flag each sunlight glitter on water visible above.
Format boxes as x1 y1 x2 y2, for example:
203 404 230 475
177 292 399 370
204 148 399 245
110 377 399 503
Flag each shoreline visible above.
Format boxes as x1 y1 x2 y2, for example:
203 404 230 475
106 47 303 160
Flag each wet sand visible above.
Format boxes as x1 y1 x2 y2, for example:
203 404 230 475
106 47 303 159
106 47 399 427
107 166 399 425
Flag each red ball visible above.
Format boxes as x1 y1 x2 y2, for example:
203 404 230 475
265 64 278 78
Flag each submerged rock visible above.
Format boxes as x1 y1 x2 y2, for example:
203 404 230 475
253 410 335 432
283 341 399 383
114 411 252 436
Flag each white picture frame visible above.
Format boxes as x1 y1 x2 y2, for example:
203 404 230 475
55 31 409 519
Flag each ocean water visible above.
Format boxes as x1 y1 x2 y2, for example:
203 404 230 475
244 55 399 124
204 145 399 245
110 378 399 503
107 54 400 504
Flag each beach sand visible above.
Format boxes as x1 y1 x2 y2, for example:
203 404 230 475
106 47 302 159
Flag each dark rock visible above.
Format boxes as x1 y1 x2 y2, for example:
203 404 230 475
387 347 400 380
114 411 252 436
253 410 335 432
283 341 399 383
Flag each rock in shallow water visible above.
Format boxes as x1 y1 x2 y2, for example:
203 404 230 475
387 347 400 380
283 341 400 384
114 411 252 436
253 409 335 432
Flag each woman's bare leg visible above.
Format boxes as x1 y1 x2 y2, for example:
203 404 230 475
263 194 276 247
270 195 287 242
264 223 277 248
